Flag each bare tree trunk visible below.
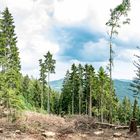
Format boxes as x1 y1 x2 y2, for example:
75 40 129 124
79 86 82 115
47 72 50 114
72 88 74 115
86 98 88 115
109 40 113 124
41 81 44 111
107 26 114 123
101 91 103 123
129 98 137 133
89 85 92 117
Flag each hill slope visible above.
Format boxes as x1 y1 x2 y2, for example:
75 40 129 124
50 79 134 102
113 80 134 102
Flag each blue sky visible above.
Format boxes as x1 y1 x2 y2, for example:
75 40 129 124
0 0 140 80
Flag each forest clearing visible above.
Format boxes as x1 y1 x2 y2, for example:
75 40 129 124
0 111 140 140
0 0 140 140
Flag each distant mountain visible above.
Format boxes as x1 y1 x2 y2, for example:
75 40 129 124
50 79 63 92
114 80 134 102
50 79 134 102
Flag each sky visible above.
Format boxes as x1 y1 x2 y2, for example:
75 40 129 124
0 0 140 80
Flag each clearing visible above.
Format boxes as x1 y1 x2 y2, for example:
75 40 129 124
0 111 139 140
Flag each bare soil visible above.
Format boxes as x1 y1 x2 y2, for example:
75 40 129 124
0 111 139 140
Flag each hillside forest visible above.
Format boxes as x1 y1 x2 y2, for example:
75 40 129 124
0 0 140 132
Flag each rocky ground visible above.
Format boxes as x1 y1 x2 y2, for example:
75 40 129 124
0 111 139 140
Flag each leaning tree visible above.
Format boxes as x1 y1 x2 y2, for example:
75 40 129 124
106 0 130 123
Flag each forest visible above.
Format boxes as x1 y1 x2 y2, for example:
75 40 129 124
0 0 140 140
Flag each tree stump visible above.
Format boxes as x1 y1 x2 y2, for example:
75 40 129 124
129 118 137 133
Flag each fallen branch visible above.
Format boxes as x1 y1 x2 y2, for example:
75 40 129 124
94 122 140 130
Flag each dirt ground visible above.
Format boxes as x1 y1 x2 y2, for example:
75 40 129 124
0 111 139 140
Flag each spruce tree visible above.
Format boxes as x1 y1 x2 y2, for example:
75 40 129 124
39 59 47 111
88 65 96 117
70 64 80 114
97 67 106 122
77 64 84 115
60 70 72 114
21 75 30 103
106 0 130 123
44 51 56 114
83 64 95 116
0 8 22 117
1 8 21 89
31 79 42 109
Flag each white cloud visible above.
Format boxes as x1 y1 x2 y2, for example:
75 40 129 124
0 0 139 80
53 0 140 42
53 0 123 31
81 39 110 62
113 60 135 80
19 38 59 79
116 49 139 62
0 0 60 79
53 0 89 25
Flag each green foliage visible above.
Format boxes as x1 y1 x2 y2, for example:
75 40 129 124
1 5 139 126
39 59 47 110
130 47 140 119
118 97 132 124
0 8 59 117
106 0 131 123
20 75 60 113
60 70 72 114
44 51 56 74
39 51 56 113
0 8 22 118
60 64 118 123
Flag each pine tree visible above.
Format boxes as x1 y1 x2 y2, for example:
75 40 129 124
83 64 89 115
0 8 22 117
69 64 79 114
97 67 107 122
1 8 21 89
21 75 30 103
83 64 95 116
50 90 60 114
44 51 56 114
39 59 47 111
106 0 130 123
120 97 132 124
88 65 96 117
60 70 72 114
77 64 84 115
31 79 42 109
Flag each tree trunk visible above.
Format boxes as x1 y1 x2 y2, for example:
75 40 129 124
41 81 44 111
79 86 82 115
72 88 74 115
86 98 88 115
101 92 103 123
47 72 50 114
89 85 92 117
109 33 113 124
129 118 137 133
129 99 137 133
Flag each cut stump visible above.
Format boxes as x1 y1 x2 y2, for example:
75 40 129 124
129 118 137 133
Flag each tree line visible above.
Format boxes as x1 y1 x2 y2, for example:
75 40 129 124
0 7 59 118
60 63 140 124
0 6 140 126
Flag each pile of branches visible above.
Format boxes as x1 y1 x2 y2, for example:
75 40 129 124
74 116 97 131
